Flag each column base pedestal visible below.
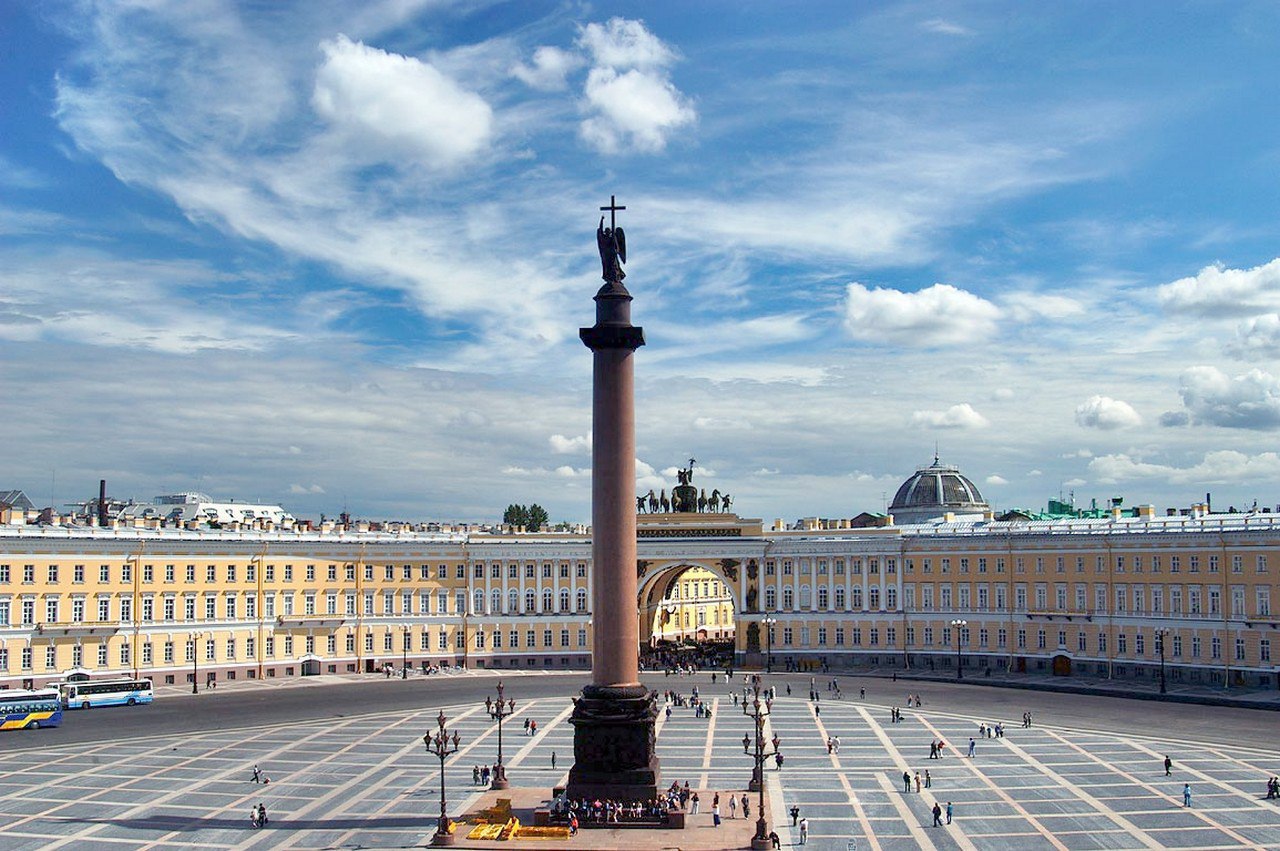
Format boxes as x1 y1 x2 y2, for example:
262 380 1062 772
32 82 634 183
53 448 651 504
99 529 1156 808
565 685 660 802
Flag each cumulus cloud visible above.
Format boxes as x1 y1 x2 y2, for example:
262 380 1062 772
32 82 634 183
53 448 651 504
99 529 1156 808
554 465 588 477
1156 258 1280 317
985 474 1008 485
992 388 1015 401
313 34 493 165
1227 313 1280 359
693 416 751 430
1173 366 1280 429
1074 395 1141 430
1159 410 1190 427
549 432 592 454
1088 450 1280 485
578 18 677 69
511 46 580 90
288 483 326 494
910 403 989 429
575 19 694 153
661 464 716 479
843 283 999 346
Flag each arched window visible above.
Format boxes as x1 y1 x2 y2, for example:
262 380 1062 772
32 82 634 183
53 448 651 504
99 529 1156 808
473 590 485 614
525 589 536 613
542 589 553 612
765 587 777 609
576 588 588 612
799 585 811 609
559 589 570 612
817 586 829 610
834 587 846 609
782 587 794 610
491 589 502 614
508 589 519 614
852 587 863 609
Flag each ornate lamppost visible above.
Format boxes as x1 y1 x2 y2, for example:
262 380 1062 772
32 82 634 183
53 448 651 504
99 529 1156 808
485 681 516 789
763 615 777 674
402 623 410 679
950 619 967 680
742 678 776 851
190 631 208 695
424 710 462 846
1155 628 1168 694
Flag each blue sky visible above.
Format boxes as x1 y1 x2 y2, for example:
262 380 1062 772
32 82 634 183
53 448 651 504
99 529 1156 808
3 1 1280 523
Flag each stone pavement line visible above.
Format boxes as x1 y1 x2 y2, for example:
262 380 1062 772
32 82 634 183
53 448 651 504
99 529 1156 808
1124 738 1280 814
310 766 415 850
914 714 1070 851
995 733 1165 850
696 697 720 790
806 702 883 851
1041 729 1266 850
504 701 574 768
853 706 961 851
144 710 448 851
870 772 941 851
9 722 294 848
230 705 486 851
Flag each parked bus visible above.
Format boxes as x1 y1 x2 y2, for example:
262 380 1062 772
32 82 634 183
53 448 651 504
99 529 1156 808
59 678 154 709
1 689 64 730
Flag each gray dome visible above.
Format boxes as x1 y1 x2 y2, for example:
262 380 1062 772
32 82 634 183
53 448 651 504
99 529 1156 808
889 457 989 523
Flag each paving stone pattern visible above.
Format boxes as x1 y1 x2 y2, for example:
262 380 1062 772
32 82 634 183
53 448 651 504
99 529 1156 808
1 682 1278 850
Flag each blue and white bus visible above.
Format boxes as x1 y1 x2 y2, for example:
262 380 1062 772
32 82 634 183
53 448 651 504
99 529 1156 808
1 689 64 730
59 678 154 709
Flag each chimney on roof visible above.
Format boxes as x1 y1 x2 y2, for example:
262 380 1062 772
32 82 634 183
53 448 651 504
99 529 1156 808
98 479 108 527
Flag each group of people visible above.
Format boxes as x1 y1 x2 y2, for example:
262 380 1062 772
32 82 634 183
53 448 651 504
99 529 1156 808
825 735 842 754
521 717 538 735
901 769 933 791
471 764 500 785
248 765 271 829
1265 776 1280 799
977 721 1004 738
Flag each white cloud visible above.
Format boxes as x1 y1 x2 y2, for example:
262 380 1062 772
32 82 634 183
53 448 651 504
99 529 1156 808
289 483 326 494
1028 469 1042 477
661 465 716 479
1001 291 1086 322
1227 313 1280 359
580 67 695 154
554 465 588 477
1156 259 1280 317
512 46 580 90
920 18 974 36
992 388 1015 401
1174 366 1280 429
313 35 493 165
693 417 752 430
753 468 780 476
843 283 1000 347
910 403 989 429
549 432 592 454
1088 450 1280 485
577 18 677 69
1074 395 1142 430
985 474 1008 485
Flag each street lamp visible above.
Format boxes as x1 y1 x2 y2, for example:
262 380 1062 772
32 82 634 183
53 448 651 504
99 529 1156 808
190 631 208 695
484 681 516 790
424 710 462 846
763 615 778 674
950 619 967 680
402 624 410 679
742 677 777 851
1155 628 1168 694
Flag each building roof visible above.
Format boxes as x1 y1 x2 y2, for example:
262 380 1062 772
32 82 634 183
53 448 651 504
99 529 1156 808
0 490 36 511
888 457 990 522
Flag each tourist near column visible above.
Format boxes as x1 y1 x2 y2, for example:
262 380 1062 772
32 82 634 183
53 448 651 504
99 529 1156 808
566 196 660 801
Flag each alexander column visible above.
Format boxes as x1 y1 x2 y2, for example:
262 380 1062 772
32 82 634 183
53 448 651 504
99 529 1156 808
566 196 660 802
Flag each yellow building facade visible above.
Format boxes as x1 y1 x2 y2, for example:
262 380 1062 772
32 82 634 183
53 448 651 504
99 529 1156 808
1 505 1278 690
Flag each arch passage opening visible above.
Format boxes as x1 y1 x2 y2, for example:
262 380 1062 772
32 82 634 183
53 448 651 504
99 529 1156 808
638 564 736 671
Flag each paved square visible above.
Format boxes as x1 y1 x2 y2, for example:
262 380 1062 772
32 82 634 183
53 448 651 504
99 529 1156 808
1 681 1278 849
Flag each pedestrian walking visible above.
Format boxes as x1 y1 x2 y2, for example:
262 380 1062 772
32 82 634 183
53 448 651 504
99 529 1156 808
258 803 268 826
903 770 912 792
251 764 262 784
473 765 481 785
712 802 721 826
860 688 865 700
551 750 557 770
1164 755 1172 776
968 738 976 758
742 794 750 818
790 805 800 826
249 805 260 829
799 816 808 844
691 792 700 814
932 802 942 827
915 771 921 793
946 801 953 824
729 794 737 818
1183 783 1192 807
925 769 932 788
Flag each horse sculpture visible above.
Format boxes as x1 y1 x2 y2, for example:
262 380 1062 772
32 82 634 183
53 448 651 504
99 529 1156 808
647 489 659 513
659 489 670 513
708 489 721 513
698 488 708 512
